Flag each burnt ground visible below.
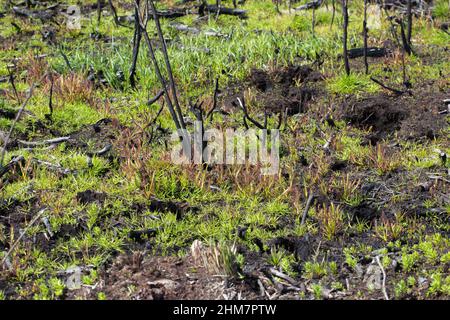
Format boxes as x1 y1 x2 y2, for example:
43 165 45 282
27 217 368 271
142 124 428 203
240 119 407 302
220 64 325 116
68 254 260 300
341 79 448 143
43 70 447 301
1 62 449 300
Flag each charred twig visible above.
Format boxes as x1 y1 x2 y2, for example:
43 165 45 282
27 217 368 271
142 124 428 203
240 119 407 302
237 97 265 129
136 1 185 134
342 0 350 75
370 77 405 95
312 4 316 36
363 0 369 74
276 109 283 130
47 72 54 119
148 103 164 128
330 0 335 29
348 47 386 59
203 4 247 18
147 89 164 106
295 0 323 11
243 115 249 130
58 46 72 71
129 0 142 89
406 0 412 44
300 192 315 226
263 109 268 129
397 18 413 55
108 0 126 27
190 100 207 164
97 0 102 25
141 34 181 130
149 0 186 129
206 78 219 121
7 65 20 102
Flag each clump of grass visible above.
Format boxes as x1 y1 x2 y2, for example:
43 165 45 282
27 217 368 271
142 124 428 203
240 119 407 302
427 273 450 297
374 214 404 242
316 203 344 240
368 144 401 175
327 73 378 95
401 250 420 272
433 0 450 19
191 240 243 278
332 174 363 206
52 73 94 104
303 261 328 279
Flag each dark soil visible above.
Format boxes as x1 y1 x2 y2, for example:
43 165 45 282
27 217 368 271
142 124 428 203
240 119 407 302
221 64 325 116
66 118 122 151
75 254 260 300
341 80 448 142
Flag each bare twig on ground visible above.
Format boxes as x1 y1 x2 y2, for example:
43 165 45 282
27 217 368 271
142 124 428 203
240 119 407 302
375 255 389 300
17 136 70 147
31 158 75 176
301 192 315 226
147 90 164 106
268 268 298 287
370 77 405 95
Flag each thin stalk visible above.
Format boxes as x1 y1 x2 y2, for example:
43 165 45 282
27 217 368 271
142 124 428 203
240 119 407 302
129 0 142 88
135 1 182 131
363 0 369 74
148 0 186 129
407 0 412 45
342 0 350 75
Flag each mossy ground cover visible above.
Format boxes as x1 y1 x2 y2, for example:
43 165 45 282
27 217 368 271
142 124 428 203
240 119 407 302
0 0 449 300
